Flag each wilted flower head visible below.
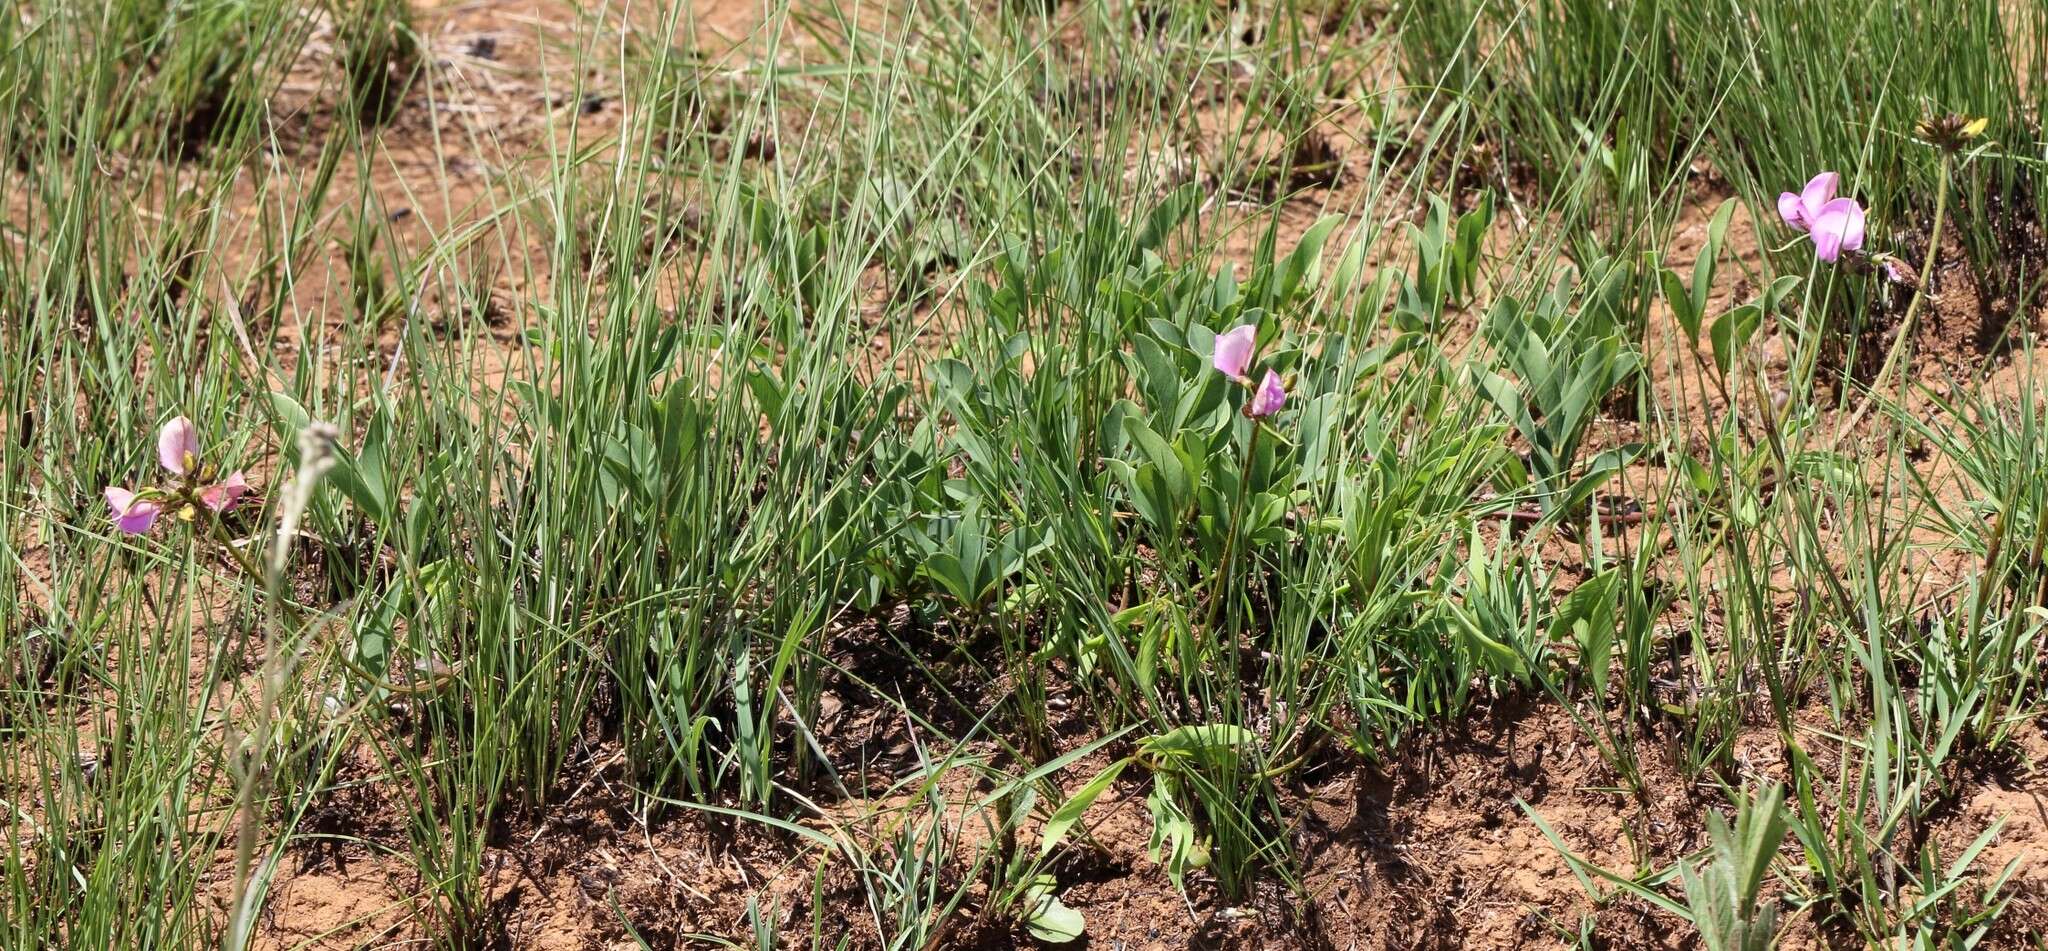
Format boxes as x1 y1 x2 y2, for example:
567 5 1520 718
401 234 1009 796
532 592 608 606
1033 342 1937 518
1777 172 1840 232
1876 253 1917 288
1212 325 1257 380
105 416 251 535
1247 370 1287 418
411 654 463 692
1916 113 1990 154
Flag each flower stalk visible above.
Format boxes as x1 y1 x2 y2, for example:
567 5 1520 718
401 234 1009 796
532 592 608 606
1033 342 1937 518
1836 148 1956 444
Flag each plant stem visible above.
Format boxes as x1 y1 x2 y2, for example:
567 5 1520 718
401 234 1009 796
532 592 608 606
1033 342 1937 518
1203 419 1263 651
207 517 269 589
1835 152 1953 445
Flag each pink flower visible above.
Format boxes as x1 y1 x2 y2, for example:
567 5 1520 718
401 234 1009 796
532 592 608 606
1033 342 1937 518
104 416 251 535
104 487 164 535
200 471 251 513
1809 198 1866 263
1247 370 1286 418
158 416 199 475
1212 325 1256 380
1777 172 1840 232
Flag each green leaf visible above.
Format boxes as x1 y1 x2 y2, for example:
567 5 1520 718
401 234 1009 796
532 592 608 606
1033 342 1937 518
1548 444 1644 524
1328 227 1369 300
1274 215 1341 303
268 391 388 523
1135 183 1200 253
1124 417 1189 501
1039 759 1132 858
1450 192 1494 299
1661 268 1700 341
1678 454 1715 498
1131 334 1178 410
1729 783 1787 911
1128 463 1175 531
747 367 787 423
922 551 975 605
1762 274 1802 311
1549 570 1618 697
1476 370 1537 445
1024 876 1086 943
1139 723 1256 768
322 404 392 525
1691 198 1736 322
1522 801 1691 919
1709 304 1762 376
265 393 312 463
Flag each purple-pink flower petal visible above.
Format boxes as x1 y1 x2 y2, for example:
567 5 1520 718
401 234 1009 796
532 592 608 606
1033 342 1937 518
1248 370 1287 418
105 487 163 535
1800 173 1839 219
1777 191 1808 230
200 472 251 513
1810 198 1865 263
1212 325 1257 380
1778 172 1840 231
158 416 200 475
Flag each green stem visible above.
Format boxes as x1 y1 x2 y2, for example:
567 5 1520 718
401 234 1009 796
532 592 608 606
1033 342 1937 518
1203 420 1263 658
1835 152 1953 445
207 516 269 590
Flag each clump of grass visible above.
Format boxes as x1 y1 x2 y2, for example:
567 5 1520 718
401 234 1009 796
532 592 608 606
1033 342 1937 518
333 0 421 126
